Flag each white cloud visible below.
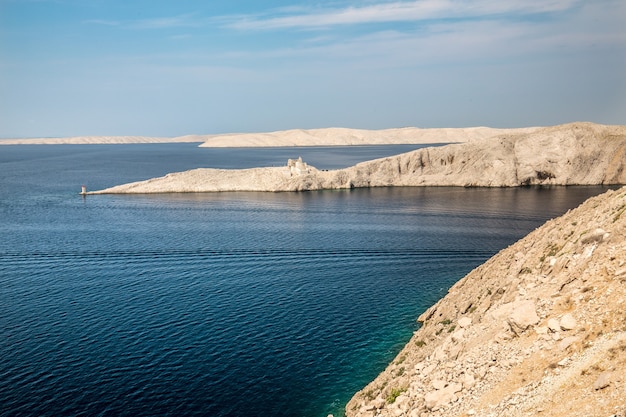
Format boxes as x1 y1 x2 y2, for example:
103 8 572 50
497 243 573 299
224 0 579 30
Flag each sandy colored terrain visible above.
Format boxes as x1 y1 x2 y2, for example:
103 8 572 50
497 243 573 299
0 135 211 145
0 126 538 146
89 122 626 194
345 185 626 417
197 127 539 147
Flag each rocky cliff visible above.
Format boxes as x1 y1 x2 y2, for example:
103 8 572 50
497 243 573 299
345 185 626 417
90 122 626 194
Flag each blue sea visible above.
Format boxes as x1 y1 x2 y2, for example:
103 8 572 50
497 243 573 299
0 143 614 417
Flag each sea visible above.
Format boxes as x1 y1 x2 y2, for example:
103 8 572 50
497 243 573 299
0 143 615 417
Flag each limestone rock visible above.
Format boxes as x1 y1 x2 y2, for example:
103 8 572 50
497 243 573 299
559 313 577 331
547 318 561 332
458 317 473 328
581 228 609 245
593 372 612 390
462 373 476 389
558 336 580 351
507 300 540 335
424 384 460 410
451 329 465 343
432 379 447 390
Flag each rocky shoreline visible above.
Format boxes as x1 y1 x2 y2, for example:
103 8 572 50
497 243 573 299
344 185 626 417
89 122 626 194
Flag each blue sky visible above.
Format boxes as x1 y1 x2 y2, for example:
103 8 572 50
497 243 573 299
1 0 625 137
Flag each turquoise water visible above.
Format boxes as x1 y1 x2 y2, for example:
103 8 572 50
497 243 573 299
0 144 614 416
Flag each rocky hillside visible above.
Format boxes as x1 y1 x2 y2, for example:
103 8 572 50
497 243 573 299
90 122 626 194
197 126 537 147
345 186 626 417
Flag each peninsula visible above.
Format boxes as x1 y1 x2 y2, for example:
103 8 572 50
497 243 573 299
81 121 626 416
89 122 626 194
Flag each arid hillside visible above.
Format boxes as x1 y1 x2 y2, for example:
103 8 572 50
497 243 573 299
345 186 626 417
90 122 626 194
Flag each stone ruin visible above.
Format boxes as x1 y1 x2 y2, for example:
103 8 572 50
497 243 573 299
287 156 310 175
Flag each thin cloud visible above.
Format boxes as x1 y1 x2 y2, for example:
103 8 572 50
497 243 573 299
130 14 199 30
84 14 199 30
224 0 579 30
83 19 121 26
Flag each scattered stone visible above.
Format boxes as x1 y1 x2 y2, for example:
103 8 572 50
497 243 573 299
593 372 612 390
458 317 473 328
547 318 561 332
558 336 579 351
507 300 540 335
559 313 577 331
372 398 385 409
432 379 447 390
581 228 609 245
424 386 458 410
451 329 465 343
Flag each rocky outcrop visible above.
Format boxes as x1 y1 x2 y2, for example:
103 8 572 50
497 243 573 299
89 122 626 194
345 186 626 417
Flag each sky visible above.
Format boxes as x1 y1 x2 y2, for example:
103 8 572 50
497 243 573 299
1 0 625 138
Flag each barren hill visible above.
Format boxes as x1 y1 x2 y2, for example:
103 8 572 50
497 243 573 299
0 126 534 146
344 185 626 417
197 126 537 147
89 122 626 194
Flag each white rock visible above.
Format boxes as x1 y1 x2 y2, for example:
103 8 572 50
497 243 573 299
422 364 436 376
432 379 447 390
581 228 609 245
559 313 577 331
458 317 473 328
507 300 540 335
558 336 579 351
462 373 476 389
372 398 386 409
547 318 561 332
593 372 612 390
451 329 465 343
448 382 463 393
424 387 457 410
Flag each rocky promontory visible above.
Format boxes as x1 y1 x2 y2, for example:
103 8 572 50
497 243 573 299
90 122 626 194
344 184 626 417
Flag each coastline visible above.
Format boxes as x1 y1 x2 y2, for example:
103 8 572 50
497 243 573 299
345 185 626 417
88 122 626 194
0 126 536 147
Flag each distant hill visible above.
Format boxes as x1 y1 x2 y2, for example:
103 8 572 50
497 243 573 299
90 122 626 194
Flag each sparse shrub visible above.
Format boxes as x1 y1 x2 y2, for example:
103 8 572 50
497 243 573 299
386 387 406 404
415 340 426 347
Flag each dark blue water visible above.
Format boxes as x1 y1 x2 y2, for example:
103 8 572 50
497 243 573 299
0 144 615 417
